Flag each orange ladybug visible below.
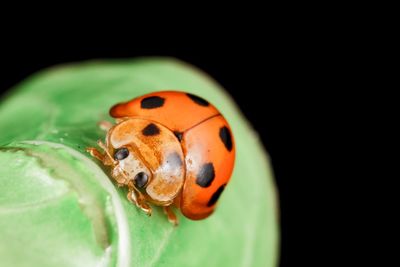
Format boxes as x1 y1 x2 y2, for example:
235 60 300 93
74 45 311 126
87 91 235 225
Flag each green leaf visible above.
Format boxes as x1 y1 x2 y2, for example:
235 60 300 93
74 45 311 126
0 58 279 267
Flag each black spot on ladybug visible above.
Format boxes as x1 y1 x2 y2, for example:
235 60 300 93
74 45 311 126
196 163 215 187
114 147 129 160
187 93 209 107
142 123 160 136
141 96 165 109
166 152 183 168
219 126 233 152
207 184 226 207
174 131 183 142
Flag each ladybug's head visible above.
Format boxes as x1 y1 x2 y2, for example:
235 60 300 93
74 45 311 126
106 118 185 206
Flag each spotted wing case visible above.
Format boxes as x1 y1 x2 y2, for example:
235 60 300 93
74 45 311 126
110 91 235 220
110 91 220 133
179 115 235 219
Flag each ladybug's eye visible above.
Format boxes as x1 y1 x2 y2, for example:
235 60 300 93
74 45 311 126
114 147 129 160
134 172 149 188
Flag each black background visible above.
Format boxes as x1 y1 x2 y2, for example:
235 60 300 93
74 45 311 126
0 33 330 266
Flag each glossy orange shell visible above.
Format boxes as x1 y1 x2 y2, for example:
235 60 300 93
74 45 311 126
110 91 235 220
110 91 220 132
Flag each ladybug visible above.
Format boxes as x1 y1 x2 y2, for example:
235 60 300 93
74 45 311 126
87 91 235 225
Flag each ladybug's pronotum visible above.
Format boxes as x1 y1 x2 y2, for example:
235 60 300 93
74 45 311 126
87 91 235 225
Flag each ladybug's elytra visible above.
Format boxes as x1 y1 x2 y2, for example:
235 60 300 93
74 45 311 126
87 91 235 225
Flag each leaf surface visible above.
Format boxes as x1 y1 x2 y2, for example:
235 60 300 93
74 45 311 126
0 58 278 267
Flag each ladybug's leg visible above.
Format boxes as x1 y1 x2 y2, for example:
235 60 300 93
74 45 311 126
96 140 116 166
86 147 105 162
127 187 152 216
163 206 179 226
86 137 116 166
